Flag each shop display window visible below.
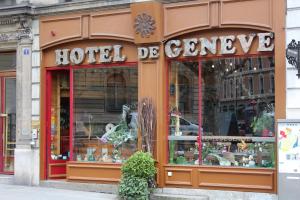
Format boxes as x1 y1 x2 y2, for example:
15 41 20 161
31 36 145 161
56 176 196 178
168 61 199 165
168 55 275 168
73 66 138 163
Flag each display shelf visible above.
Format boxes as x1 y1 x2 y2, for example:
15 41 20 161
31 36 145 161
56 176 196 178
168 135 275 142
168 136 197 141
202 136 275 143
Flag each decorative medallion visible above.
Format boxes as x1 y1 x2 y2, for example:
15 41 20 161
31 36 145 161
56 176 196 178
134 13 156 38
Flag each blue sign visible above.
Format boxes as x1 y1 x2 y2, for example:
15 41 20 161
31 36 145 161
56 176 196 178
23 48 30 55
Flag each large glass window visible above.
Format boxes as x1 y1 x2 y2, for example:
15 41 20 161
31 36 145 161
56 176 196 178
168 61 199 165
73 66 138 163
168 55 275 168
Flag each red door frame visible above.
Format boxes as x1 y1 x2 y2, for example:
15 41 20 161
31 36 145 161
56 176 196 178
0 76 16 175
46 68 72 178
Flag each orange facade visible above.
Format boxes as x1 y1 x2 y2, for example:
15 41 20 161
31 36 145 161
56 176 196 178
40 0 286 193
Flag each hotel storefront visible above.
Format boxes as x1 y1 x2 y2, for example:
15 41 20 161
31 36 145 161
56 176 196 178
39 0 285 194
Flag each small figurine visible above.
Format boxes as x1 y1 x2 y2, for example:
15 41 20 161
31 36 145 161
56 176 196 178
237 140 248 152
248 155 256 167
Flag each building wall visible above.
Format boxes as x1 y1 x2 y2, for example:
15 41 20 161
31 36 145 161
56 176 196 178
286 0 300 119
31 18 40 186
37 0 286 195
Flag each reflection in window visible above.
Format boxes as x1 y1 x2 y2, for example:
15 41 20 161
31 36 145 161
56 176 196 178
73 66 138 163
202 56 275 168
0 52 16 71
258 57 263 69
260 75 264 94
168 56 275 168
239 78 243 96
223 80 227 99
249 76 253 95
106 73 126 112
230 79 234 98
178 75 191 113
270 74 275 93
3 78 16 172
168 61 199 165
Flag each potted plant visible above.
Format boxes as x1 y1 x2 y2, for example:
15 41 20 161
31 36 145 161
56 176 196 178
118 151 156 200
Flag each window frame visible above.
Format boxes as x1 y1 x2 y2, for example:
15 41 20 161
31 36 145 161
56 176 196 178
45 62 138 163
166 53 275 168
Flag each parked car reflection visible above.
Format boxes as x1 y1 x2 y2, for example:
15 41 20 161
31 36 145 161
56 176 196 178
169 114 199 136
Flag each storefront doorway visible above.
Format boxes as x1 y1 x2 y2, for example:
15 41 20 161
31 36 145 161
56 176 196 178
46 69 70 179
0 52 16 174
44 64 138 179
0 77 16 174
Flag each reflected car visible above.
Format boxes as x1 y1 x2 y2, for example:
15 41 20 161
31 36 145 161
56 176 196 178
169 114 199 136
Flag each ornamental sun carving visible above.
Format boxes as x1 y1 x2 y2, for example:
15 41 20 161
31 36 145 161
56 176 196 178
134 13 156 38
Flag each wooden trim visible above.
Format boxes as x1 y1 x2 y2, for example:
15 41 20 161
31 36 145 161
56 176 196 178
165 181 192 186
0 71 16 77
163 1 210 39
67 164 122 169
198 169 274 175
220 0 273 29
199 183 273 190
163 165 275 192
66 162 122 183
165 168 193 172
165 168 193 186
40 16 82 49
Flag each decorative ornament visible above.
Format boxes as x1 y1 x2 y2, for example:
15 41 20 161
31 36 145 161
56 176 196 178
286 39 300 78
0 15 32 42
105 123 115 132
134 13 156 38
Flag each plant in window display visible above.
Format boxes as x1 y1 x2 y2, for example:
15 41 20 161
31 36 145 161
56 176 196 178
251 105 275 137
98 105 138 163
251 112 274 137
138 97 156 154
169 141 175 164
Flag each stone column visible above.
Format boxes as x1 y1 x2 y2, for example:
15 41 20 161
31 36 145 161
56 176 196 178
14 37 35 185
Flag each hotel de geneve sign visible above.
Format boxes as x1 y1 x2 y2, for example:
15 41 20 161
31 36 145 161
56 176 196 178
55 32 274 65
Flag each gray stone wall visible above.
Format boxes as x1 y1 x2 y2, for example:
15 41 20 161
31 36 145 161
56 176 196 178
286 0 300 118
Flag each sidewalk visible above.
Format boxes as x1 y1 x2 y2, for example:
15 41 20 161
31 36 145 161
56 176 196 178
0 184 118 200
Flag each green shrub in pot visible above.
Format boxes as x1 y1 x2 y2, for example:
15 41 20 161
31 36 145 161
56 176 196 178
119 175 149 200
121 151 156 179
118 151 156 200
